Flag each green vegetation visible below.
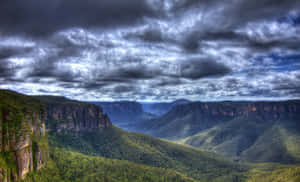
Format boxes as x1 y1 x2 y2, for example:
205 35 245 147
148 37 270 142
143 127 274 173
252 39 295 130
31 133 49 170
0 89 44 113
0 90 48 181
0 151 17 181
241 122 300 163
23 150 300 182
245 163 300 182
180 115 300 163
23 148 198 182
34 95 91 106
49 126 246 182
1 90 300 182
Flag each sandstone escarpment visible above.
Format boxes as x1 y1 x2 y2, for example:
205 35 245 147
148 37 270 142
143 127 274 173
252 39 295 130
167 101 300 124
0 91 113 181
193 101 300 121
0 90 48 182
144 100 300 139
36 96 112 132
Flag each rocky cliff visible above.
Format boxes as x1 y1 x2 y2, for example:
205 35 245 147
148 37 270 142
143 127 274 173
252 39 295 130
0 90 48 182
36 96 112 132
172 101 300 123
0 91 113 181
140 100 300 139
179 101 300 163
200 101 299 121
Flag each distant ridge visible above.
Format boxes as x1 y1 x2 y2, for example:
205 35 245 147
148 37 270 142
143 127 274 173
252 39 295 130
141 99 191 116
137 100 300 163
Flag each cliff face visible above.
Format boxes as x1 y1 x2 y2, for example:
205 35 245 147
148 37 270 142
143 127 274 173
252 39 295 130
180 101 300 163
36 96 112 132
179 101 300 122
0 90 48 182
0 92 113 181
142 101 300 139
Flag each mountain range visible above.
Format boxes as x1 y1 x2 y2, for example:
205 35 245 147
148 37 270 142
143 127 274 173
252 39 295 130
0 90 300 182
135 101 300 163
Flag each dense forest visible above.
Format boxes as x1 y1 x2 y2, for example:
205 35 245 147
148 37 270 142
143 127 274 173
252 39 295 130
0 90 300 182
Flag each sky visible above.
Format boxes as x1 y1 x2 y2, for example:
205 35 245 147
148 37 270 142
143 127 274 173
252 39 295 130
0 0 300 102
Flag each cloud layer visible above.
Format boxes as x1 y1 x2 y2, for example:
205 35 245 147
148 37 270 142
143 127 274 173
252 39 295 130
0 0 300 101
0 0 157 36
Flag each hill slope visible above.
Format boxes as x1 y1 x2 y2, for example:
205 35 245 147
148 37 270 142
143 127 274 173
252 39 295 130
139 101 300 140
180 115 300 163
23 148 197 182
245 164 300 182
36 94 246 181
49 126 246 182
1 90 300 182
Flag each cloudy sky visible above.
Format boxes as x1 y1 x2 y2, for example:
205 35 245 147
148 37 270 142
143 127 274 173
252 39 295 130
1 0 300 101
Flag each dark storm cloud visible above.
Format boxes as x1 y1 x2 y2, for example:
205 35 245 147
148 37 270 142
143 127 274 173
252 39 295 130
181 34 201 52
178 0 300 52
181 29 300 53
224 0 300 28
137 28 164 42
108 65 162 80
124 25 165 43
22 53 233 92
0 0 155 36
153 77 183 87
22 33 96 84
175 0 300 28
75 62 163 91
248 39 300 52
0 45 29 79
206 83 221 92
1 0 300 101
172 0 220 12
180 31 245 51
26 56 79 83
223 78 241 91
179 58 232 80
80 82 109 90
274 83 300 92
237 88 279 97
50 35 89 57
0 59 15 78
0 46 33 59
113 85 137 93
272 74 300 95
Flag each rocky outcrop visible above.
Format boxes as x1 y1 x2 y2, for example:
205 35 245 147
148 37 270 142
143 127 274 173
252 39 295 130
141 100 300 139
0 91 113 181
186 101 300 121
37 96 112 132
0 97 48 182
